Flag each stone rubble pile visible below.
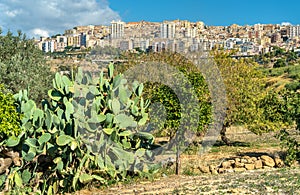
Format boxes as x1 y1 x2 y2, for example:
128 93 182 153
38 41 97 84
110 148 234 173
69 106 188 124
193 154 285 175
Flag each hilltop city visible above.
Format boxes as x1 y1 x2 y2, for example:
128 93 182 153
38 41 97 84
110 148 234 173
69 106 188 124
36 20 300 55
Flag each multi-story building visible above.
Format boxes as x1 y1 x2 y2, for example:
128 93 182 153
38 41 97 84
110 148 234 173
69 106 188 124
287 25 300 38
35 19 300 55
110 20 125 39
42 40 55 53
160 21 176 39
56 36 67 52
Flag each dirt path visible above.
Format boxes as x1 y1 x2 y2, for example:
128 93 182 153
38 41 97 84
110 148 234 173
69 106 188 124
77 167 300 195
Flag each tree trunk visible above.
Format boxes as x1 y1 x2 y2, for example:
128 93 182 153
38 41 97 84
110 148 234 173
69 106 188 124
175 147 180 175
220 125 231 146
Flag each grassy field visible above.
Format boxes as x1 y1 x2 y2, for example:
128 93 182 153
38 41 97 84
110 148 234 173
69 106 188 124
75 127 300 194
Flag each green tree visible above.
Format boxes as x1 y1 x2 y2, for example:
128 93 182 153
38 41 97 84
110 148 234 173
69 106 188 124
0 29 54 103
274 58 287 68
118 51 212 138
212 51 270 145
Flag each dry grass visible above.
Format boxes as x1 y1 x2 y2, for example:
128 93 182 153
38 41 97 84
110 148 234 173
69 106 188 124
75 127 300 195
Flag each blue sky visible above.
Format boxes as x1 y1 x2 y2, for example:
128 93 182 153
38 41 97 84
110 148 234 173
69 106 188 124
0 0 299 38
107 0 300 26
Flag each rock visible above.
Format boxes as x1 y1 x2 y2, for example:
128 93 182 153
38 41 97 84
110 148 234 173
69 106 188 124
209 165 218 175
241 158 248 163
209 165 216 171
244 164 255 170
4 150 19 158
263 166 272 169
241 156 251 163
234 162 245 168
261 155 275 167
274 157 284 168
3 150 21 166
218 168 226 174
226 169 234 173
234 168 246 172
254 159 263 169
235 158 241 163
228 160 235 165
222 161 232 169
0 158 13 174
198 165 210 173
250 157 257 162
12 157 21 167
211 170 218 175
242 155 251 159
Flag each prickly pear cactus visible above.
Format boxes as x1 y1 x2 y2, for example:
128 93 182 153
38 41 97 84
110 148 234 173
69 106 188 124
1 63 155 194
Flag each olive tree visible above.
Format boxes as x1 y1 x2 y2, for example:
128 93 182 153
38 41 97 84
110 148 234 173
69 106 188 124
213 51 294 145
0 29 54 103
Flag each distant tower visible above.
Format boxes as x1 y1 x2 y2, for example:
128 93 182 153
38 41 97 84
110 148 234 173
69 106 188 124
110 20 125 39
160 22 176 39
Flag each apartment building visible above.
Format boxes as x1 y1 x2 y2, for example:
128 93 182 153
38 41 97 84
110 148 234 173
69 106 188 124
287 25 300 38
160 21 176 39
110 20 125 39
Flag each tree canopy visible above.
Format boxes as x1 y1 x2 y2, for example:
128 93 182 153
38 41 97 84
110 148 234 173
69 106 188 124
0 29 54 103
212 50 292 144
118 51 212 138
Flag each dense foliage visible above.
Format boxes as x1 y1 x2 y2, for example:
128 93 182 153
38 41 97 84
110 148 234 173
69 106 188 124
212 51 268 144
254 46 300 67
118 51 212 138
275 90 300 165
0 29 54 103
0 85 22 140
0 64 156 194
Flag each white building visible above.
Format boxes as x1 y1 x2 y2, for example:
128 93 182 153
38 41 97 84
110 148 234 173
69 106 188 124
287 25 300 38
42 41 55 53
110 20 125 39
160 22 176 39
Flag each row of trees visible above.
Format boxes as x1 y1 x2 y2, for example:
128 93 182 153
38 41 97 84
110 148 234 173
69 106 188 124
117 50 299 145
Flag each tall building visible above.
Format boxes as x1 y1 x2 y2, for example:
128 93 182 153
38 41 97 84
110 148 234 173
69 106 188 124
110 20 125 39
287 25 300 38
160 21 176 39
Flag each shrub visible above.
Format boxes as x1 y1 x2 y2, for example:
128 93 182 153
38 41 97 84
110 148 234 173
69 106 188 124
273 58 286 68
0 85 22 140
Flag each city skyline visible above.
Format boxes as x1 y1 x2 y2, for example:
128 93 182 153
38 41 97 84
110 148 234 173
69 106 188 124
1 0 300 38
108 0 300 26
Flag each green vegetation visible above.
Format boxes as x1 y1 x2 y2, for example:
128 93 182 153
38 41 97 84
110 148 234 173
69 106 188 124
0 85 22 140
0 29 54 103
213 51 275 144
0 64 157 194
118 52 212 137
254 46 300 67
262 64 300 91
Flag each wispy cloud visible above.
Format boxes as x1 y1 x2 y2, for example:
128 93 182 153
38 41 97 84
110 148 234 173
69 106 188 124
0 0 120 38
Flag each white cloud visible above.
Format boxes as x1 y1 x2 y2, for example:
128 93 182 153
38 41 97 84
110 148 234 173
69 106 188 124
31 28 50 38
5 9 22 17
0 0 120 38
281 22 292 26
